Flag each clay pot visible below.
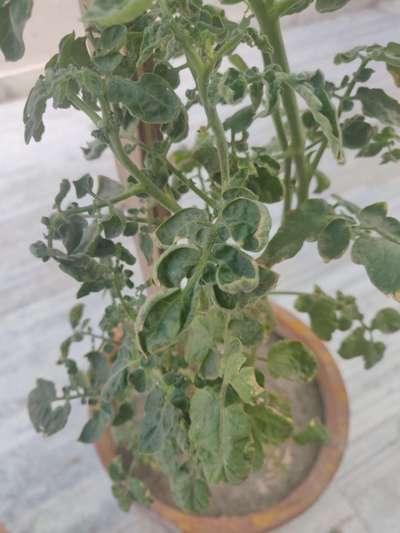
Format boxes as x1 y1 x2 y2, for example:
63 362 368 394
95 303 349 533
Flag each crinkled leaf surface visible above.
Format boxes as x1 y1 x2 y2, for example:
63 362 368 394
136 288 191 354
107 73 181 124
222 197 271 252
189 388 254 484
213 244 259 294
156 208 208 246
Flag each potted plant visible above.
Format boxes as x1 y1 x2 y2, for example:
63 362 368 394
3 0 400 530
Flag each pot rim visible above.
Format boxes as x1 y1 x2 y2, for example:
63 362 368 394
95 303 349 533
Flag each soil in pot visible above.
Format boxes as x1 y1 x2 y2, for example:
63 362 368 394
113 334 323 518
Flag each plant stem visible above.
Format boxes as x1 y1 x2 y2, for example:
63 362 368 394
269 290 306 296
249 0 308 204
67 184 146 214
167 161 217 209
69 94 102 127
161 0 230 188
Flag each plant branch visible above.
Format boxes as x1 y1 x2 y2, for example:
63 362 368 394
99 97 180 213
161 0 231 189
67 184 146 214
249 0 308 204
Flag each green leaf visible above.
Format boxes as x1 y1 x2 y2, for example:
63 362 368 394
278 0 313 16
69 303 84 329
189 388 255 484
371 308 400 333
87 352 110 388
28 379 71 436
112 403 135 426
352 235 400 297
294 418 330 445
56 32 91 69
129 368 146 392
156 208 208 246
54 179 71 208
223 105 255 133
84 0 153 27
248 404 293 445
266 340 318 383
136 288 192 354
342 115 374 149
223 342 264 404
295 290 338 340
339 327 385 368
282 71 343 160
358 202 400 244
228 315 264 346
79 408 112 443
139 230 154 264
97 25 127 54
23 76 49 143
96 175 124 200
357 87 400 127
222 197 271 252
170 469 210 513
247 165 283 204
317 218 351 261
139 387 176 453
155 245 201 288
213 244 259 294
73 174 94 198
107 73 181 124
30 241 49 261
0 0 32 61
316 0 351 13
264 199 333 265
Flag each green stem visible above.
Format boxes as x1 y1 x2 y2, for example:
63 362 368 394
67 184 146 214
69 94 102 127
105 121 180 213
72 92 180 213
167 161 217 208
249 0 308 204
161 0 230 188
269 290 305 296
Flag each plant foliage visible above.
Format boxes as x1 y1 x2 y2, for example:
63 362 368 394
3 0 400 515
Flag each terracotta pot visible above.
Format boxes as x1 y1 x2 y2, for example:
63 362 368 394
95 303 349 533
